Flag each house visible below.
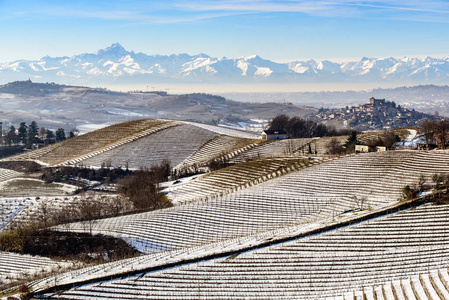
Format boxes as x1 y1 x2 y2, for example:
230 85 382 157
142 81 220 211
261 129 288 140
355 144 387 153
355 145 373 153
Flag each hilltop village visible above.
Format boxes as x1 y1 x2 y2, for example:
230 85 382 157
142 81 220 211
314 97 436 130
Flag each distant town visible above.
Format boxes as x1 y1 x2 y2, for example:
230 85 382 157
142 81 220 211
313 97 437 130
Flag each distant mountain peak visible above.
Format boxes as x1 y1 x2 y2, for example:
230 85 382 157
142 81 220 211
0 44 447 86
96 42 128 56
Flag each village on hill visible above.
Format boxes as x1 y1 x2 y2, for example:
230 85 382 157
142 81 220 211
1 99 449 299
314 97 438 130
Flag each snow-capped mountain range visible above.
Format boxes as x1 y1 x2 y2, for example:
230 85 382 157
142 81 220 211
1 43 448 86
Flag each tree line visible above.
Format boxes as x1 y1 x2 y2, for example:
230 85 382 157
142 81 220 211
268 114 352 138
2 121 78 148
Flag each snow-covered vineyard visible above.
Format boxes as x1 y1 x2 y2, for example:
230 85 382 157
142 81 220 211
76 122 261 170
3 119 449 299
0 251 73 287
34 203 449 299
0 168 22 183
54 150 449 254
0 119 260 170
0 195 128 233
166 157 311 205
230 138 314 162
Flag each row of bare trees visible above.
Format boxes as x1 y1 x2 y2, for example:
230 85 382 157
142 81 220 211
0 194 132 253
268 114 352 138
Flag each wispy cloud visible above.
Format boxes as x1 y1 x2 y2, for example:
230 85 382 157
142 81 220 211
0 1 254 24
176 0 449 13
175 0 449 21
2 0 449 23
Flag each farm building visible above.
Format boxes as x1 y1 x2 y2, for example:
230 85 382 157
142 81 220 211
355 144 387 153
261 129 287 140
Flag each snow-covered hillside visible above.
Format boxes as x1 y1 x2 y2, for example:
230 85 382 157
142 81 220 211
1 43 448 85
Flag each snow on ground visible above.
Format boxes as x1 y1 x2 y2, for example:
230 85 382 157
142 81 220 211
106 108 145 117
160 173 203 195
0 251 76 287
406 129 417 141
77 123 111 134
400 129 420 148
0 93 14 99
185 121 260 139
29 198 409 294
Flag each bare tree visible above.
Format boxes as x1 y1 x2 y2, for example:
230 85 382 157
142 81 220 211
79 195 102 235
420 119 437 148
381 130 400 149
351 195 367 210
418 174 426 192
436 119 449 149
326 138 345 155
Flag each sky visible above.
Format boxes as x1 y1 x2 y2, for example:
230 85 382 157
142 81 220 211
0 0 448 63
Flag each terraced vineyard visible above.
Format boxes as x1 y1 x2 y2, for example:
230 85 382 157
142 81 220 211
0 119 260 170
178 135 259 168
0 195 130 233
0 251 73 287
350 269 449 299
54 151 449 255
0 178 78 198
0 119 177 166
35 202 449 299
79 123 220 169
0 198 27 232
166 157 315 205
231 138 315 162
3 119 449 300
0 168 22 183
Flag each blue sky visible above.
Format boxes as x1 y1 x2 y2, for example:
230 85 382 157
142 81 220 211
0 0 448 63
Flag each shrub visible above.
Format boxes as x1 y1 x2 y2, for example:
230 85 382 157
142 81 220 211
402 185 417 199
119 163 172 210
18 283 30 299
325 138 345 155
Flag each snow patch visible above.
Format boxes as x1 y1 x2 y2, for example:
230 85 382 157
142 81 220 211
254 66 272 77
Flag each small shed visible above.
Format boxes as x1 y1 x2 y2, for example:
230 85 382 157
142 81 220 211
355 144 388 153
355 145 373 153
261 129 288 140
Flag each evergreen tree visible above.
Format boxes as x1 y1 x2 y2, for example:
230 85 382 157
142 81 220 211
26 121 39 148
345 131 359 152
56 128 66 142
18 122 27 145
346 131 358 145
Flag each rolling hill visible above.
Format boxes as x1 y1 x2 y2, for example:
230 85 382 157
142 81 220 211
2 119 449 300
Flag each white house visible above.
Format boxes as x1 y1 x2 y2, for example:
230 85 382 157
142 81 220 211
261 129 288 140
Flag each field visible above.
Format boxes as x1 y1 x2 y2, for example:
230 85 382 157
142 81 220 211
1 119 449 300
